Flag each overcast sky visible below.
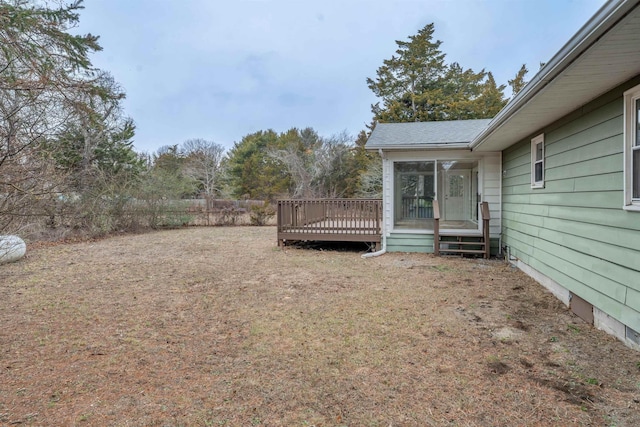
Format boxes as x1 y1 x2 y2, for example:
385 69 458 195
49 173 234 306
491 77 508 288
76 0 606 153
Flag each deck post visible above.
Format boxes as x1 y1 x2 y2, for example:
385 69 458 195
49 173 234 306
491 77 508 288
433 200 440 256
480 202 490 259
276 200 283 247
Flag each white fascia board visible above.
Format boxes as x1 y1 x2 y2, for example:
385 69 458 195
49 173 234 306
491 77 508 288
366 144 470 151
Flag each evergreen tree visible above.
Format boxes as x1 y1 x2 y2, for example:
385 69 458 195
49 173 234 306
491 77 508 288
46 70 142 191
477 72 507 118
0 0 116 232
225 130 291 200
347 128 377 196
146 145 198 199
367 23 508 123
226 128 368 200
439 62 487 120
50 117 143 185
508 64 528 98
268 128 317 198
1 0 102 164
153 145 183 174
367 24 446 123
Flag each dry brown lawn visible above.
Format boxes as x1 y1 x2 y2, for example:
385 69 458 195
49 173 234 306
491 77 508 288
1 226 639 426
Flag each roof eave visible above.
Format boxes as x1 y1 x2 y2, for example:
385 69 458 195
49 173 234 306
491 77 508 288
365 143 470 151
470 0 639 151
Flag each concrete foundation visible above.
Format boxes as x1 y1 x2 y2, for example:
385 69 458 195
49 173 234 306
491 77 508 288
514 259 639 351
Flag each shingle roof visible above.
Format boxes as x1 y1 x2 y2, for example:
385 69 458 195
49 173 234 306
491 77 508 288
365 119 492 150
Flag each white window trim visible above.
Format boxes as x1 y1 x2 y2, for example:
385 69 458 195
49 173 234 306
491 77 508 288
624 84 640 211
531 134 545 189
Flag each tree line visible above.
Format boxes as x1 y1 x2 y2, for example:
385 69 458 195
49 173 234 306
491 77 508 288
1 0 530 238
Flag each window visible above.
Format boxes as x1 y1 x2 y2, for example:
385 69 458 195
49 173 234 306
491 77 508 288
394 161 435 229
392 159 480 231
624 84 640 210
531 134 544 188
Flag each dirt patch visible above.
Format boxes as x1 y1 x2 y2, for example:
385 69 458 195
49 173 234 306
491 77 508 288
1 226 639 426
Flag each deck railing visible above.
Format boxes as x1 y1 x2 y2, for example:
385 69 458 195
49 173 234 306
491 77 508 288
401 196 434 219
277 199 382 246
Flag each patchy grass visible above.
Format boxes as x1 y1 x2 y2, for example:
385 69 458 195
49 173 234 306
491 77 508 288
1 226 639 426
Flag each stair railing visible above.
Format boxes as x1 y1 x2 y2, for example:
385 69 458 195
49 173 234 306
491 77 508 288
433 200 490 258
480 201 490 259
433 199 440 256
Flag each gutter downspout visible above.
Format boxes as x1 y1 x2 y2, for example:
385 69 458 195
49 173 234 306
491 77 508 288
362 234 386 258
362 149 387 258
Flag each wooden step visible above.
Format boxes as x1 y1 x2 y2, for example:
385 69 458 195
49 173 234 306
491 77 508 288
438 240 485 246
436 233 487 257
432 201 491 259
438 248 486 254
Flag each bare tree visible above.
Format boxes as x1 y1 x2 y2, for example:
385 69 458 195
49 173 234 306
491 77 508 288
268 144 313 198
181 139 226 197
358 156 383 198
311 131 353 198
268 129 355 199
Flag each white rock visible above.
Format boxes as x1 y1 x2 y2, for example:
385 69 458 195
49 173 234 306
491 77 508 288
0 235 27 264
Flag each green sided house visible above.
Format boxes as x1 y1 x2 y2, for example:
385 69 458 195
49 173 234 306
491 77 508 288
366 0 640 350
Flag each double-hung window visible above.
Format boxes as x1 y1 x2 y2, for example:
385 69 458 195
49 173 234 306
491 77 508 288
624 84 640 210
531 134 544 188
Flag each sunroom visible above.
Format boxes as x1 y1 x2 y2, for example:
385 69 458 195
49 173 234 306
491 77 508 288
366 120 502 254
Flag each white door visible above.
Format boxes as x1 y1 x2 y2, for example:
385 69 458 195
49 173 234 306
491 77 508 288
444 170 469 221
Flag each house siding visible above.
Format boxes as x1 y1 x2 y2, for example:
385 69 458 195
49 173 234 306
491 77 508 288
501 77 640 334
483 153 502 238
386 233 434 253
387 233 500 254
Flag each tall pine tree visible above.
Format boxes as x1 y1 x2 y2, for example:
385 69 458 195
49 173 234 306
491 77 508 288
367 24 446 122
367 23 507 123
508 64 529 98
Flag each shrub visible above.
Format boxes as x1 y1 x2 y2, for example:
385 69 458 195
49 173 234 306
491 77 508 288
249 203 275 226
216 207 243 226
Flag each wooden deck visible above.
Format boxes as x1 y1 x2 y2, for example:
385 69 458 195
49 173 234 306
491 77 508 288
277 199 382 246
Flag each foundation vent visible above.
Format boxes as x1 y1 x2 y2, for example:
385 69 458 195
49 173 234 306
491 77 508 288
569 293 594 325
626 326 640 346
